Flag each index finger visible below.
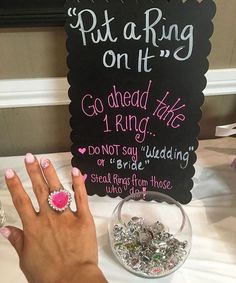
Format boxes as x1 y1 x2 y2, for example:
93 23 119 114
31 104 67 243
5 169 36 225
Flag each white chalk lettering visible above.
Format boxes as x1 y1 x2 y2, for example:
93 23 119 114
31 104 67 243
123 22 142 40
70 9 117 46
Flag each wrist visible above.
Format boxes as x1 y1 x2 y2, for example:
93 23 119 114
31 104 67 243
70 263 108 283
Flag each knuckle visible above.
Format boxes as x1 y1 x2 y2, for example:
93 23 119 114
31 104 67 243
34 183 48 195
12 193 29 207
7 177 19 187
28 165 44 178
27 163 39 173
24 226 37 238
81 212 94 225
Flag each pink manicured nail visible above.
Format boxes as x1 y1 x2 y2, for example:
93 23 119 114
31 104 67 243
72 167 81 177
25 153 35 164
231 158 236 171
5 169 15 179
40 158 50 169
0 227 11 239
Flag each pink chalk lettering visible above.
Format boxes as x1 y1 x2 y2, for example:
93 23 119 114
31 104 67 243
103 114 112 132
150 176 172 190
97 159 105 167
112 174 131 186
129 187 141 195
131 174 149 187
107 80 152 110
88 146 100 155
152 91 186 128
81 94 104 117
122 146 138 162
106 185 123 194
115 114 150 143
90 173 112 184
88 145 120 156
101 144 120 155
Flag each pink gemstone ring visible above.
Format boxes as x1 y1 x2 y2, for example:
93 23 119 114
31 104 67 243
48 189 72 212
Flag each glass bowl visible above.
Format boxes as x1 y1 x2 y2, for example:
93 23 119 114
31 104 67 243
0 200 6 227
108 191 192 278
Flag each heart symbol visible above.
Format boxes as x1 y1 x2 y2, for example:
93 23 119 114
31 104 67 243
78 148 86 154
83 174 88 182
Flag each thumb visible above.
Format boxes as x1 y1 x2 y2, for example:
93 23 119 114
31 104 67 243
0 226 24 256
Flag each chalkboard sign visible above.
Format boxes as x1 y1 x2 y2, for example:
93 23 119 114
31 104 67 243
66 0 216 204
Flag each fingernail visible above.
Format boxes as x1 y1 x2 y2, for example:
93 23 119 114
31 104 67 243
25 153 35 164
40 158 50 169
72 167 81 177
0 227 11 239
5 169 15 179
231 158 236 171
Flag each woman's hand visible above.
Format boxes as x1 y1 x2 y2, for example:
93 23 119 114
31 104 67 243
0 153 107 283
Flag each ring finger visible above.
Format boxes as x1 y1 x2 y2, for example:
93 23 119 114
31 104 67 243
40 157 63 193
40 158 72 214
